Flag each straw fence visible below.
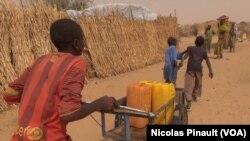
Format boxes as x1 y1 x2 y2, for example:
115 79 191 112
0 1 178 111
0 1 66 111
80 15 178 78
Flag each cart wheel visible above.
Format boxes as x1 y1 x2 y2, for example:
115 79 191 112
179 90 188 125
114 114 124 128
172 105 181 125
172 115 180 125
172 105 188 125
180 105 188 125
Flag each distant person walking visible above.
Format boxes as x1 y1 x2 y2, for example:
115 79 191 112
215 19 228 59
204 25 214 53
163 37 182 85
228 22 237 52
182 36 214 110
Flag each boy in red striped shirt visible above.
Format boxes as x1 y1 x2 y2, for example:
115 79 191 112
2 19 116 141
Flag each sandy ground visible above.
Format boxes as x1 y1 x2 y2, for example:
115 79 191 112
0 37 250 141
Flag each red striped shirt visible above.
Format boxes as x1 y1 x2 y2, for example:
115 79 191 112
5 53 87 141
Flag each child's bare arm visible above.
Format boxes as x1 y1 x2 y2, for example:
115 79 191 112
60 96 116 123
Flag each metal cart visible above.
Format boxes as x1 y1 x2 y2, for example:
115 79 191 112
99 88 188 141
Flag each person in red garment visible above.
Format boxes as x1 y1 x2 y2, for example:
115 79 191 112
2 19 116 141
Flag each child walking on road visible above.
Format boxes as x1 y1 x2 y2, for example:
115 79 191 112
182 36 214 110
163 37 182 85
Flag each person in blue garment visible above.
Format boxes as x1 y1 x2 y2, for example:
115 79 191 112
163 36 183 85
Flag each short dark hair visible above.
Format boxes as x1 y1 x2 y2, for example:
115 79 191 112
195 36 204 46
50 19 83 51
167 36 177 46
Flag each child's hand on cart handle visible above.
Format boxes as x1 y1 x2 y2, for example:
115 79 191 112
98 96 117 111
114 101 120 108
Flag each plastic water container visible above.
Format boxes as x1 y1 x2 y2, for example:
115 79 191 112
126 83 152 128
140 81 175 124
151 82 175 124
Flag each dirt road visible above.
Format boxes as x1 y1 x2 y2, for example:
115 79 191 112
1 37 250 141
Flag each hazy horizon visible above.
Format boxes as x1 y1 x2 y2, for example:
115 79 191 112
11 0 250 25
93 0 250 25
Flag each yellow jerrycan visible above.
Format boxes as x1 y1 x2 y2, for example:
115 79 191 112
126 83 152 128
151 83 175 124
